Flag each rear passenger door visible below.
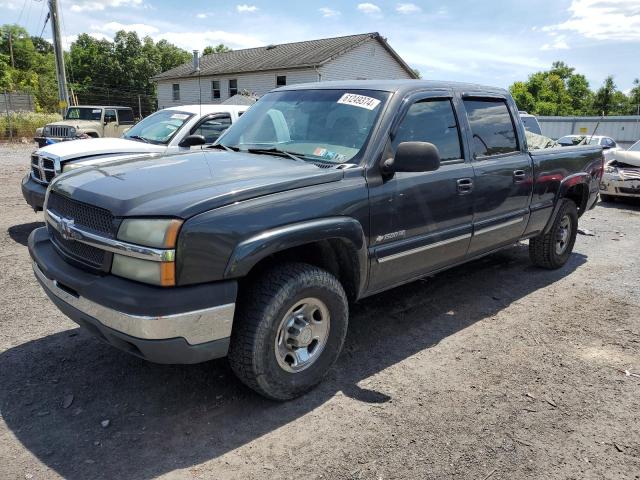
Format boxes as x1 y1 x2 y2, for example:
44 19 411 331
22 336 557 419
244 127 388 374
368 93 475 292
462 97 533 255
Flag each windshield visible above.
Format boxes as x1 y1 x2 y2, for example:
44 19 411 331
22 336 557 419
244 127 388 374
123 109 194 145
217 89 390 164
588 137 601 145
629 140 640 152
65 107 102 121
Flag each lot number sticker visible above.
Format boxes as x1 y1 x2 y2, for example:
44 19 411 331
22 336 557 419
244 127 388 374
337 93 381 110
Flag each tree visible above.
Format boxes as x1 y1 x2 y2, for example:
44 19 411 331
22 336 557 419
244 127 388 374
203 44 232 55
629 79 640 115
592 76 629 115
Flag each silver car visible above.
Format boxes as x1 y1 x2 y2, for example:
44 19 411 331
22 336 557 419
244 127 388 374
600 140 640 202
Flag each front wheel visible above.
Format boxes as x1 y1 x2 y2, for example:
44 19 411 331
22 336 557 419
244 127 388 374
228 263 348 400
529 198 578 269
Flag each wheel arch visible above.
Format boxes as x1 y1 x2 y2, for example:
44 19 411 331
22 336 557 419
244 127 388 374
543 173 590 234
224 217 368 301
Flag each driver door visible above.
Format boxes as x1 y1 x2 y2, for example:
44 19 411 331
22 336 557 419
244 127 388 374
103 109 119 137
368 93 475 292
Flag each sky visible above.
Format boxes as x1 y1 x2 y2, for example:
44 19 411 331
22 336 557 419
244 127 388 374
2 0 639 91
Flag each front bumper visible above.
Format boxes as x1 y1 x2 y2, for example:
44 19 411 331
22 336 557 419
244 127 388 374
600 176 640 198
21 174 47 211
29 227 238 364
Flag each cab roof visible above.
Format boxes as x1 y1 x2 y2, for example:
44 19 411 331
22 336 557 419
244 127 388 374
277 79 509 96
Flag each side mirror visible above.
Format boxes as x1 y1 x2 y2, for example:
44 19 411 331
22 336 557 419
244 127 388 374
179 134 206 148
382 141 441 174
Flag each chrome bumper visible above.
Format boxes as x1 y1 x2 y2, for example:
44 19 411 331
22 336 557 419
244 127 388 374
33 262 235 345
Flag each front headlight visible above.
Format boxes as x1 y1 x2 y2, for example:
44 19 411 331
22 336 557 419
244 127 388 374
69 127 77 136
62 162 86 173
111 219 183 286
604 165 617 174
43 126 51 135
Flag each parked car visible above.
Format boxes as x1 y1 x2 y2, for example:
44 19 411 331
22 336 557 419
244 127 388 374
519 111 542 135
557 135 618 160
29 80 603 400
34 106 136 147
600 139 640 201
22 104 248 211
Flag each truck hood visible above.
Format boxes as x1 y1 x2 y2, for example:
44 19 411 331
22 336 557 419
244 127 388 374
615 150 640 168
38 137 167 162
50 150 344 218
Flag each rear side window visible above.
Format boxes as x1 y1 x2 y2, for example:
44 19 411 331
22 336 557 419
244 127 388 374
191 115 232 143
392 99 462 162
117 109 135 125
464 99 518 157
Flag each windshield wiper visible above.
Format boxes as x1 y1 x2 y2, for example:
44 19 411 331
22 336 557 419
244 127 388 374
245 147 306 163
209 143 238 152
127 135 150 144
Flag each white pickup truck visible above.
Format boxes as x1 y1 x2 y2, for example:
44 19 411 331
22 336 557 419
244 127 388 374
22 104 248 211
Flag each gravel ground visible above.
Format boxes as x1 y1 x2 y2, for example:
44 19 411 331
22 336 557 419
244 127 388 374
1 142 639 480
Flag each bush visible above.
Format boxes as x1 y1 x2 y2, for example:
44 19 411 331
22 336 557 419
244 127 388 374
0 112 62 140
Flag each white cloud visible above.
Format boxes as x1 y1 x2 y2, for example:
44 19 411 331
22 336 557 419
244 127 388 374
357 3 381 15
236 4 259 13
396 3 421 14
541 35 570 50
319 7 341 17
196 13 207 19
544 0 640 41
91 22 160 37
0 0 20 10
70 0 142 12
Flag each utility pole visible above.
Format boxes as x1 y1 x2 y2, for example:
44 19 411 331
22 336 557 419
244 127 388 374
48 0 69 115
8 31 15 68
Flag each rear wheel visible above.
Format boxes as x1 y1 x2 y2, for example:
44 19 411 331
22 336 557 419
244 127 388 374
529 198 578 269
228 263 348 400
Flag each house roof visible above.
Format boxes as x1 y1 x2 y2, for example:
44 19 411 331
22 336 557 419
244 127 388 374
151 32 417 81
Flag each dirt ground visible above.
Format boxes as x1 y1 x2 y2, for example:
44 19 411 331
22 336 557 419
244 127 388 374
0 142 639 480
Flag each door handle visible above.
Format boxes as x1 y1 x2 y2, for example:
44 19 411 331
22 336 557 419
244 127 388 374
513 170 527 182
456 178 474 194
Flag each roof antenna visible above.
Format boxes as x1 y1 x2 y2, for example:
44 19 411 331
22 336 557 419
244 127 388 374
588 111 604 145
193 50 202 120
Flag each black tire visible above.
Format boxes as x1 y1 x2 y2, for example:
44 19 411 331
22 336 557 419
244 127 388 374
599 194 613 202
228 263 348 400
529 198 578 269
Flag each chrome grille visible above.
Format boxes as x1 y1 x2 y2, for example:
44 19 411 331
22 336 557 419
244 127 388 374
50 226 106 268
47 192 116 238
31 154 57 184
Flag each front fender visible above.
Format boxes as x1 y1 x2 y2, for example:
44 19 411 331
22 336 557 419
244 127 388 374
224 216 367 291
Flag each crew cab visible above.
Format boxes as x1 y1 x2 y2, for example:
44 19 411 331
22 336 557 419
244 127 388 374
22 104 247 211
28 81 603 400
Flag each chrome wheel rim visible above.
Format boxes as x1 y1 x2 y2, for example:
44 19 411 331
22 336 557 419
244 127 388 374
274 297 331 373
555 214 571 255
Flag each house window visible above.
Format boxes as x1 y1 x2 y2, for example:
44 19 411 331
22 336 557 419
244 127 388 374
229 79 238 97
212 80 220 99
276 75 286 87
172 84 180 101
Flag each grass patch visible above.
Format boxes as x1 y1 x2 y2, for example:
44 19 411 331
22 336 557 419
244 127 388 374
0 112 62 140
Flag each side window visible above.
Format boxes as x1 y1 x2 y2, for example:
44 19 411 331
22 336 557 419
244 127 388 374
276 75 286 87
392 99 462 162
172 83 180 101
117 109 135 125
212 80 220 99
191 115 232 143
229 79 238 97
463 99 518 157
104 109 117 123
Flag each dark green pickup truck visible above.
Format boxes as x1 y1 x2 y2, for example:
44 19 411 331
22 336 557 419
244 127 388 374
29 80 603 399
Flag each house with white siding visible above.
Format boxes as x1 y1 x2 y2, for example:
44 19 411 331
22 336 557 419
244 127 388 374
152 33 417 109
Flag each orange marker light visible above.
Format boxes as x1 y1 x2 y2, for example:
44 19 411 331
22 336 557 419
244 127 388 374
160 262 176 287
163 219 183 248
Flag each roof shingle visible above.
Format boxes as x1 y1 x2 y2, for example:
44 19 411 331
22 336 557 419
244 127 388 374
152 32 415 81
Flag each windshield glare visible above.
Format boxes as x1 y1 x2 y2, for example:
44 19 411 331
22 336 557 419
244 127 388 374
65 107 102 121
123 110 193 145
218 89 390 164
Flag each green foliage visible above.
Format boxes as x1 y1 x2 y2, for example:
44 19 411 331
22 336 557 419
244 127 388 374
0 24 190 115
203 44 232 55
509 61 639 116
0 111 61 139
